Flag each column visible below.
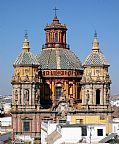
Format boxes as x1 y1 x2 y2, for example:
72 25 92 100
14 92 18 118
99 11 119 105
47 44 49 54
104 85 107 105
21 86 24 105
89 85 93 105
82 86 85 105
60 31 62 43
73 81 75 99
75 82 78 100
100 86 104 105
66 80 69 99
46 32 48 43
49 80 52 101
52 80 55 103
18 87 20 105
29 85 32 105
32 84 35 105
93 88 96 105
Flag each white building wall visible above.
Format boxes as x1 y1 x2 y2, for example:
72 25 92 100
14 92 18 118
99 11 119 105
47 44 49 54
86 125 106 143
47 123 58 135
112 118 119 135
0 117 11 126
110 100 119 106
61 127 82 143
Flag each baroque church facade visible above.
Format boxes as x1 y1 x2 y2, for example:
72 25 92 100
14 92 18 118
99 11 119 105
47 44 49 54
11 15 112 143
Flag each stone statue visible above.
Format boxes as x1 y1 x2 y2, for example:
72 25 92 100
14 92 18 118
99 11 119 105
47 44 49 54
35 88 40 103
57 101 69 118
26 90 29 101
24 89 29 105
24 75 29 81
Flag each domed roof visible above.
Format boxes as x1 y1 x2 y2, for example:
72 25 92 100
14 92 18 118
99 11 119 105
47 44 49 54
14 33 39 66
14 51 39 66
44 16 67 30
37 48 83 70
84 32 109 67
83 51 109 66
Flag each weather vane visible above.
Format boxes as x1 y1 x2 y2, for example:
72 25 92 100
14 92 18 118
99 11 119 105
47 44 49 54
53 7 59 17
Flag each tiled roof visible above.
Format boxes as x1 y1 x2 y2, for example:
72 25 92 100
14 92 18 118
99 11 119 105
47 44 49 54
37 48 83 70
14 51 39 66
83 51 109 66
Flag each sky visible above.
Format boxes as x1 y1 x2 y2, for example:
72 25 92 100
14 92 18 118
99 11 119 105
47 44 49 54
0 0 119 96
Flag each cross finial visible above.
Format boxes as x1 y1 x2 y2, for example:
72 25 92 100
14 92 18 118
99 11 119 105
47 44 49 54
24 30 28 39
53 7 59 17
94 30 97 38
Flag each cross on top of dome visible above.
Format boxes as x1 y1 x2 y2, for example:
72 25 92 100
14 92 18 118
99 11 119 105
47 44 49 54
53 7 59 17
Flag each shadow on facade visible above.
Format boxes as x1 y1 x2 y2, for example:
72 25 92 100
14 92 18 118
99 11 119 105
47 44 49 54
40 79 52 109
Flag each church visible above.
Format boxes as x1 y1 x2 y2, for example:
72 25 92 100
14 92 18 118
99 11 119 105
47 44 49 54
11 13 112 143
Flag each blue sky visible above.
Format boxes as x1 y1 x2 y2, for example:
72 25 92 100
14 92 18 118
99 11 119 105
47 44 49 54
0 0 119 95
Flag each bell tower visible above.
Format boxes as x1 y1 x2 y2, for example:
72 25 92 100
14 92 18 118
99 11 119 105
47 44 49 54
11 33 41 143
81 32 111 110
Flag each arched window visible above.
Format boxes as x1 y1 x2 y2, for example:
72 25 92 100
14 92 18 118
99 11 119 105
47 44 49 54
96 89 100 105
55 33 58 43
56 86 62 100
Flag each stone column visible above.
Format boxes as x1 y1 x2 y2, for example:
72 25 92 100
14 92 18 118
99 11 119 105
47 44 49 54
82 86 85 105
66 80 69 99
91 85 93 105
18 87 20 105
76 82 78 100
73 81 75 99
32 84 35 105
100 88 103 105
104 85 106 105
17 115 20 132
29 86 32 105
52 80 55 103
89 85 93 105
12 89 14 104
49 80 52 101
69 84 73 96
21 86 24 105
93 88 96 105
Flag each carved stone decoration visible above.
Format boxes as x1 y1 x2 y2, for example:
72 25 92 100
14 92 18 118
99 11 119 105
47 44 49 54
24 75 29 82
96 74 101 82
86 73 92 83
80 76 86 84
69 95 74 107
56 101 69 118
106 86 110 104
12 76 15 82
24 89 29 105
105 74 111 83
16 73 20 82
34 73 39 82
35 88 40 104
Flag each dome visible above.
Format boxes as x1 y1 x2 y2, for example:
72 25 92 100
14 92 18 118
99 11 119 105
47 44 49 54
13 33 39 66
37 48 83 70
83 51 109 66
14 51 39 66
84 32 109 67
